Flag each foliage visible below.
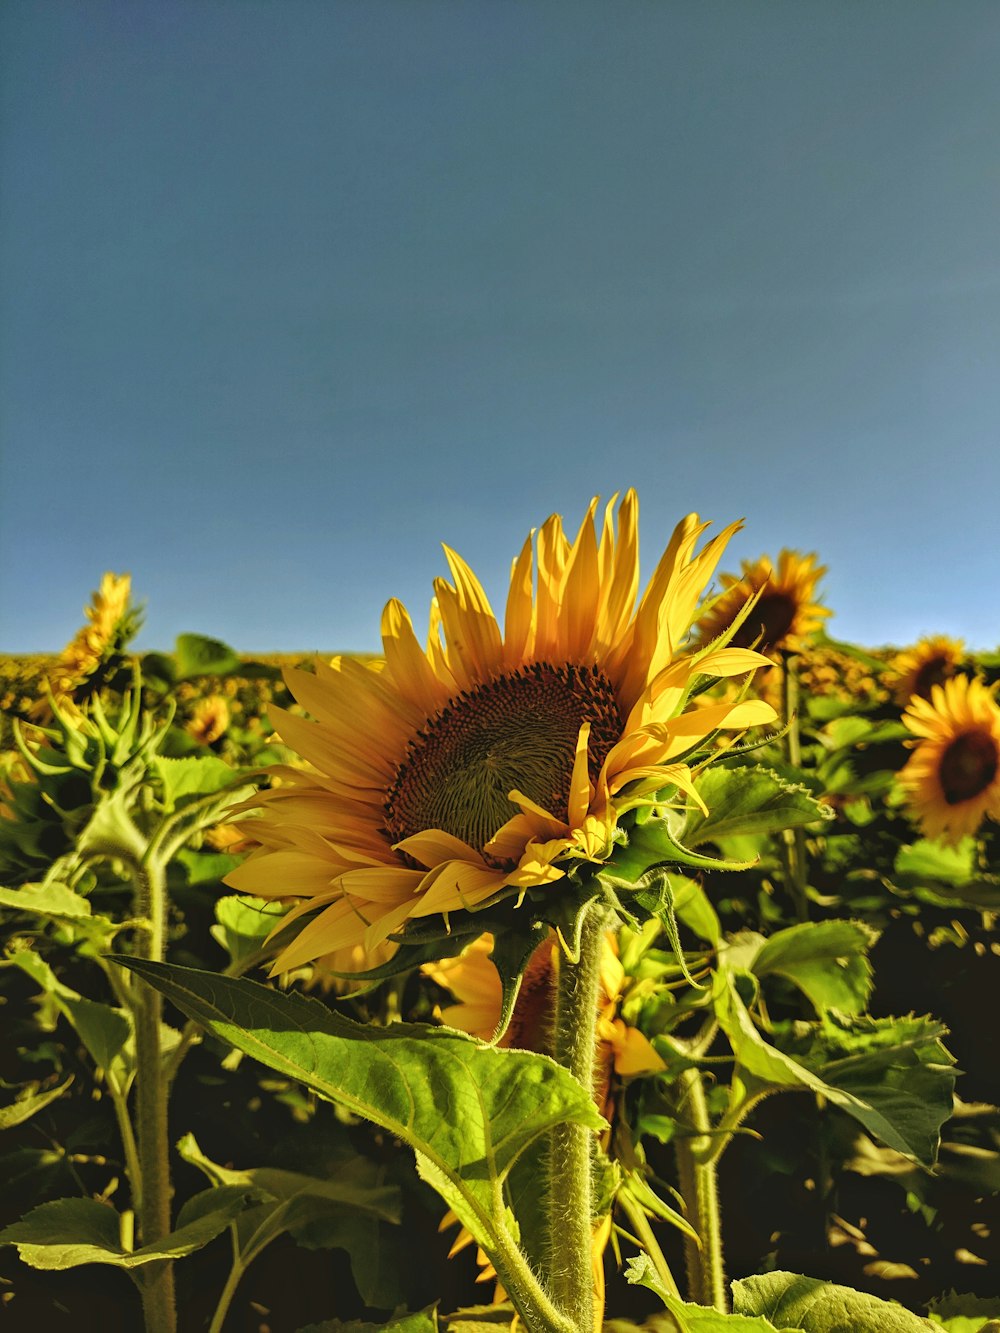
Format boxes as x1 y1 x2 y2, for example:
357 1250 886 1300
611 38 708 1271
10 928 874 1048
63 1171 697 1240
1 601 999 1331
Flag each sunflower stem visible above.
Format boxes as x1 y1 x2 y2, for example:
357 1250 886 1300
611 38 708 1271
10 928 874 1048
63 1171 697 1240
129 855 176 1333
547 903 607 1333
781 651 809 922
673 1067 728 1311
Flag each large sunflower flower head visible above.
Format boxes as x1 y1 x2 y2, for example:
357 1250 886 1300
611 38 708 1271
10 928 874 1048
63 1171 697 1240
887 634 966 708
898 675 1000 845
695 548 830 660
225 492 776 975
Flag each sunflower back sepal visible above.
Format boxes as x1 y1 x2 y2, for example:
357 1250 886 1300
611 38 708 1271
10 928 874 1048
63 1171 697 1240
605 815 758 879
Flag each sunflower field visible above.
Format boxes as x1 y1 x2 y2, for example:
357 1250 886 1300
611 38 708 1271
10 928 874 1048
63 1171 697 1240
2 496 1000 1333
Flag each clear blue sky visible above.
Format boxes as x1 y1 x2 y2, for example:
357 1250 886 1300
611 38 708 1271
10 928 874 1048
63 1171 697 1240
2 1 999 655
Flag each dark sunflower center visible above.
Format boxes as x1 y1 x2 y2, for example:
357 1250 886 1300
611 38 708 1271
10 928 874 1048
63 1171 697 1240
384 663 623 856
912 656 950 700
730 591 798 653
939 730 999 805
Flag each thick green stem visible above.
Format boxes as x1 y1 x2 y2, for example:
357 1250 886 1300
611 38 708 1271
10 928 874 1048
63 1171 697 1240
547 905 607 1333
674 1068 728 1312
781 652 809 923
131 857 176 1333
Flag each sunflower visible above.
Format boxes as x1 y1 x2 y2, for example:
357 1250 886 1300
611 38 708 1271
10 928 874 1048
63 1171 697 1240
887 635 965 708
695 549 830 659
898 675 1000 844
225 493 775 974
32 573 136 718
187 695 230 746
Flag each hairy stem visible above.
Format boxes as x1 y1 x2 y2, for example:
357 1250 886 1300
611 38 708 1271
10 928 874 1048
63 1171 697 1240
547 904 607 1333
130 857 176 1333
782 651 809 922
673 1068 728 1312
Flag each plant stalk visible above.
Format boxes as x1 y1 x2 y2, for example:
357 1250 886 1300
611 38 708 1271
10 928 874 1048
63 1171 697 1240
547 904 608 1333
130 856 176 1333
673 1068 728 1312
781 651 809 922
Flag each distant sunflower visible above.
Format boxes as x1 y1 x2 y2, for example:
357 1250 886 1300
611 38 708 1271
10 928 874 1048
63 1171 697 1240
187 695 230 746
898 676 1000 844
888 635 965 708
34 573 136 718
695 549 830 659
225 492 775 974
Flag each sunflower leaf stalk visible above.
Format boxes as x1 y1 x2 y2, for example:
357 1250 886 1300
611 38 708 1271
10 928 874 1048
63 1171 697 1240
673 1066 728 1312
780 650 810 923
547 902 609 1332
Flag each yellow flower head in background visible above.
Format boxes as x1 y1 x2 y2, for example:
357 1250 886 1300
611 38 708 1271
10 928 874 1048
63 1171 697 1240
695 549 830 659
187 695 230 746
55 572 132 687
225 492 775 974
888 635 965 708
898 675 1000 844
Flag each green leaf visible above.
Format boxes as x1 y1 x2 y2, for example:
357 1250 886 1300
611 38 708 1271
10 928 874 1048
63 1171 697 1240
891 840 1000 909
176 1130 402 1300
152 754 252 809
173 633 241 679
297 1313 438 1333
626 1254 792 1329
0 882 93 920
671 875 721 946
713 972 954 1165
7 950 133 1080
0 1078 73 1131
0 1192 250 1269
682 765 832 849
604 815 756 883
212 894 288 965
732 1271 935 1331
116 959 604 1260
926 1292 1000 1330
894 839 976 886
751 920 878 1016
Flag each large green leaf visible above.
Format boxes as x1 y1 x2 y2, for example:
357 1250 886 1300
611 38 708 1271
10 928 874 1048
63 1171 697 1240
117 959 604 1259
0 882 92 919
7 949 133 1081
750 920 877 1016
152 754 254 810
713 972 954 1165
0 1192 251 1270
682 766 832 849
626 1254 794 1330
177 1132 402 1306
732 1272 934 1331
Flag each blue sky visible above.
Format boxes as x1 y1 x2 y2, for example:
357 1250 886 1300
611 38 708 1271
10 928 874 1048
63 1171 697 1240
2 1 999 655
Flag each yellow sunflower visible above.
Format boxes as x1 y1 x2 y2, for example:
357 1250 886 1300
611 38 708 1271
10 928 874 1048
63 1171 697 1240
187 695 230 746
898 675 1000 844
695 549 830 659
33 573 135 718
225 493 775 974
887 635 965 708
